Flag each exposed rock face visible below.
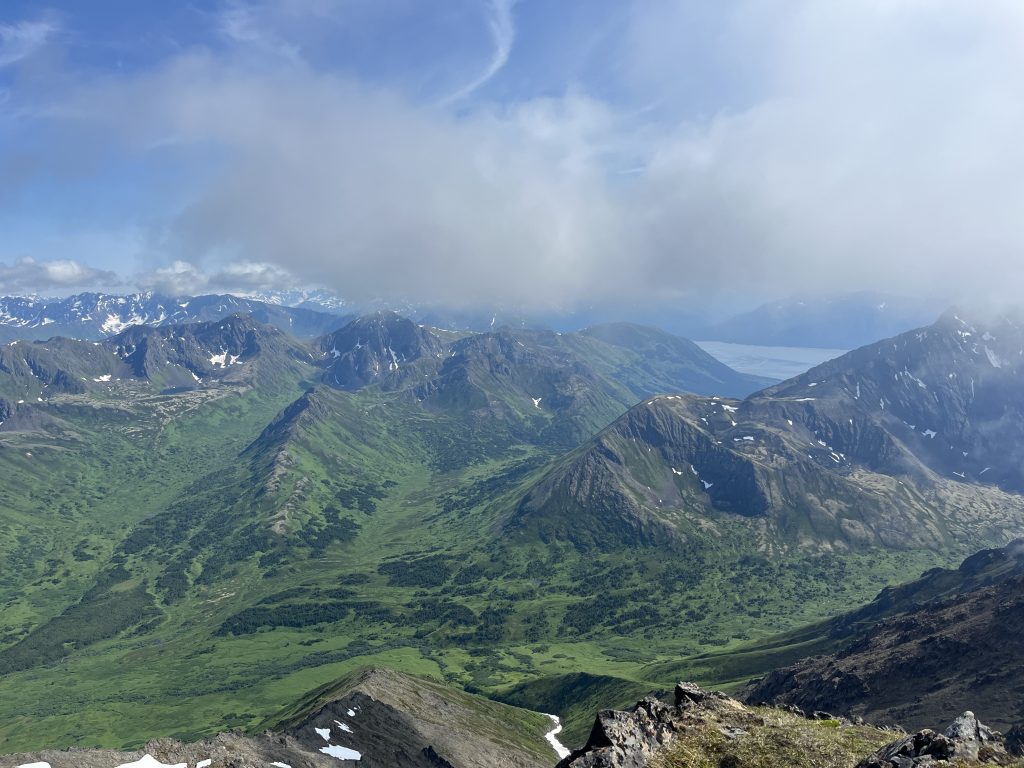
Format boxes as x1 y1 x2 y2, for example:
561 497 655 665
857 711 1013 767
507 309 1024 553
319 312 445 391
556 682 753 768
1005 725 1024 757
745 543 1024 732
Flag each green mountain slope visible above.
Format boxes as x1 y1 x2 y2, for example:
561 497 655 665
0 311 1004 753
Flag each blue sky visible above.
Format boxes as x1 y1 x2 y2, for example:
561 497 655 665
2 1 1024 308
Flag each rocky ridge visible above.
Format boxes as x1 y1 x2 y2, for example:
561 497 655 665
559 682 1021 768
0 668 559 768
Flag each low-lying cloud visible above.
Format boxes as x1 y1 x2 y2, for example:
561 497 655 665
0 257 118 294
136 259 299 296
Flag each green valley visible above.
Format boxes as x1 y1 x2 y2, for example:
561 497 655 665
0 310 1016 755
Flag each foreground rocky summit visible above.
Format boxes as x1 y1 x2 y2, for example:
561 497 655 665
857 711 1015 767
558 682 1023 768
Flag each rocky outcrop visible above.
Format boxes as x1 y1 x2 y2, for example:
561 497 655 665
557 681 1024 768
556 682 756 768
857 711 1014 766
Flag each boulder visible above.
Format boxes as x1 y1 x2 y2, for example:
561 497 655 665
857 712 1012 767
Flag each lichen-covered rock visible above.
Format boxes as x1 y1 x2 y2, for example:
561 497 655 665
857 711 1013 767
556 683 758 768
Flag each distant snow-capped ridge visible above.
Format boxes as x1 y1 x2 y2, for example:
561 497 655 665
0 291 351 343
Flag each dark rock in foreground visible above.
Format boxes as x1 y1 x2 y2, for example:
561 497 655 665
858 711 1014 767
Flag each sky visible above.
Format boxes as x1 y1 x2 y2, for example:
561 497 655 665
1 0 1023 309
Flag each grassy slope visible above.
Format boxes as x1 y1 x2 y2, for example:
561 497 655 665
0 369 964 752
651 707 898 768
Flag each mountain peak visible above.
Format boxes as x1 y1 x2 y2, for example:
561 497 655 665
319 313 444 390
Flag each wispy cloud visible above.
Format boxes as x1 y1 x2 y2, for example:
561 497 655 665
0 18 58 68
441 0 517 105
217 1 302 63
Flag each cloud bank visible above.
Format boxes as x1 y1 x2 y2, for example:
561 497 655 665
3 0 1024 309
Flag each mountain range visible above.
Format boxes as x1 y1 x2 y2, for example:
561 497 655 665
0 292 349 344
504 308 1024 554
0 290 939 350
1 303 1023 759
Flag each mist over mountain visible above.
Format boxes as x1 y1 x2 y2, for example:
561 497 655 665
697 292 941 349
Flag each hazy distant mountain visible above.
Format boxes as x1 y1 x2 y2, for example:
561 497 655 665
701 292 939 348
0 292 348 343
244 288 350 314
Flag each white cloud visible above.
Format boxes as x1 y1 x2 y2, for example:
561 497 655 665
136 259 300 296
137 260 208 296
6 0 1024 309
0 258 118 293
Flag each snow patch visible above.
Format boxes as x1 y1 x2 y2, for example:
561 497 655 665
315 727 332 741
101 313 129 334
114 756 186 768
532 397 542 409
923 429 938 439
320 745 362 761
984 346 1006 368
15 763 52 768
334 719 353 733
545 714 571 760
271 763 292 768
92 374 112 382
196 761 212 768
